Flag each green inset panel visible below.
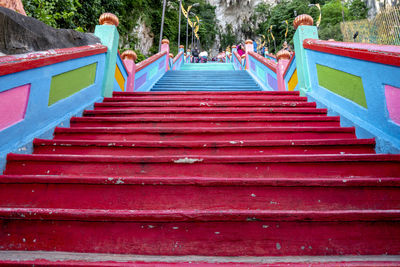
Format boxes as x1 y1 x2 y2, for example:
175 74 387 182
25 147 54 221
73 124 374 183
316 64 367 108
48 63 97 106
256 66 265 82
148 66 157 79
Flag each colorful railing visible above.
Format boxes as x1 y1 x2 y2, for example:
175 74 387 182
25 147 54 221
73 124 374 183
283 53 298 92
172 50 184 70
0 12 175 172
240 14 399 152
134 50 169 91
265 53 277 62
247 51 278 91
232 51 243 70
303 39 400 152
114 51 129 92
0 44 107 170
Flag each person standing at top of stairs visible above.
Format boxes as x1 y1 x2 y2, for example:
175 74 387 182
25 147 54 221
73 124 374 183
191 47 199 63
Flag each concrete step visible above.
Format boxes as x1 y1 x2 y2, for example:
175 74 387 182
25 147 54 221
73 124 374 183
2 175 394 211
33 139 375 156
50 126 356 141
94 101 316 108
1 251 400 266
70 115 338 127
4 154 399 178
0 208 400 256
113 91 300 96
103 95 308 102
83 108 327 118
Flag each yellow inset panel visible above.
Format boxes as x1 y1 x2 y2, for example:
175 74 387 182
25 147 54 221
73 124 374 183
115 64 125 92
288 69 298 91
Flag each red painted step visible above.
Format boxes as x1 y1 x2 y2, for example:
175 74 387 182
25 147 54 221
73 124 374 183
3 259 400 267
103 95 309 102
52 127 356 141
113 90 301 96
33 139 376 156
94 101 317 108
4 154 400 178
70 116 341 128
1 209 400 256
84 107 328 118
0 176 397 211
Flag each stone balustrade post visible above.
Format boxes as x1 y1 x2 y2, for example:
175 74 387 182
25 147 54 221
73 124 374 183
160 39 170 71
293 14 318 94
94 13 120 97
276 49 291 91
244 40 253 70
121 50 137 92
232 45 237 53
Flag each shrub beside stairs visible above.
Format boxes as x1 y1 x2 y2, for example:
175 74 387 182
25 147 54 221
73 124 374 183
0 89 400 265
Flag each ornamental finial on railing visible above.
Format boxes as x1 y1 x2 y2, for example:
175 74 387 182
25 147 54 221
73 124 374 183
276 49 291 61
162 39 170 45
121 50 137 61
293 14 313 30
99 13 119 26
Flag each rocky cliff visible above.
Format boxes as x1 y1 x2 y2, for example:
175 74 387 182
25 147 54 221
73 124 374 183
206 0 275 45
366 0 399 18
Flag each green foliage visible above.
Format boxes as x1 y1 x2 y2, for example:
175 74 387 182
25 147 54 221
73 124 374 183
22 0 80 28
220 24 236 50
319 24 344 40
21 0 366 58
251 0 365 50
318 0 349 40
22 0 217 59
320 0 349 27
347 0 369 20
253 0 319 53
134 50 146 63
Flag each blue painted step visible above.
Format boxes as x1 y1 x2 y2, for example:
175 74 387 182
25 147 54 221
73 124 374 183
151 70 260 92
180 63 234 71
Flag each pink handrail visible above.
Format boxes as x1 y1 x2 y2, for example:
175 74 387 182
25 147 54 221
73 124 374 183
136 51 167 72
248 51 277 73
304 39 400 67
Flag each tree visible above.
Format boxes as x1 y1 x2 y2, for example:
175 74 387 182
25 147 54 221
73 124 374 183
348 0 368 20
253 0 319 53
318 0 349 40
220 24 236 50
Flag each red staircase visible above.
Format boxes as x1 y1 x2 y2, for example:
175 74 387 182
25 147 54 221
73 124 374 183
1 91 400 264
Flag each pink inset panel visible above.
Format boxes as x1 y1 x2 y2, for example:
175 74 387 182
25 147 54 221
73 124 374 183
0 84 30 130
385 85 400 125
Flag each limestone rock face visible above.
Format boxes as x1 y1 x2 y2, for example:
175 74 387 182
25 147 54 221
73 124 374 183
127 17 154 56
206 0 275 49
0 6 100 55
